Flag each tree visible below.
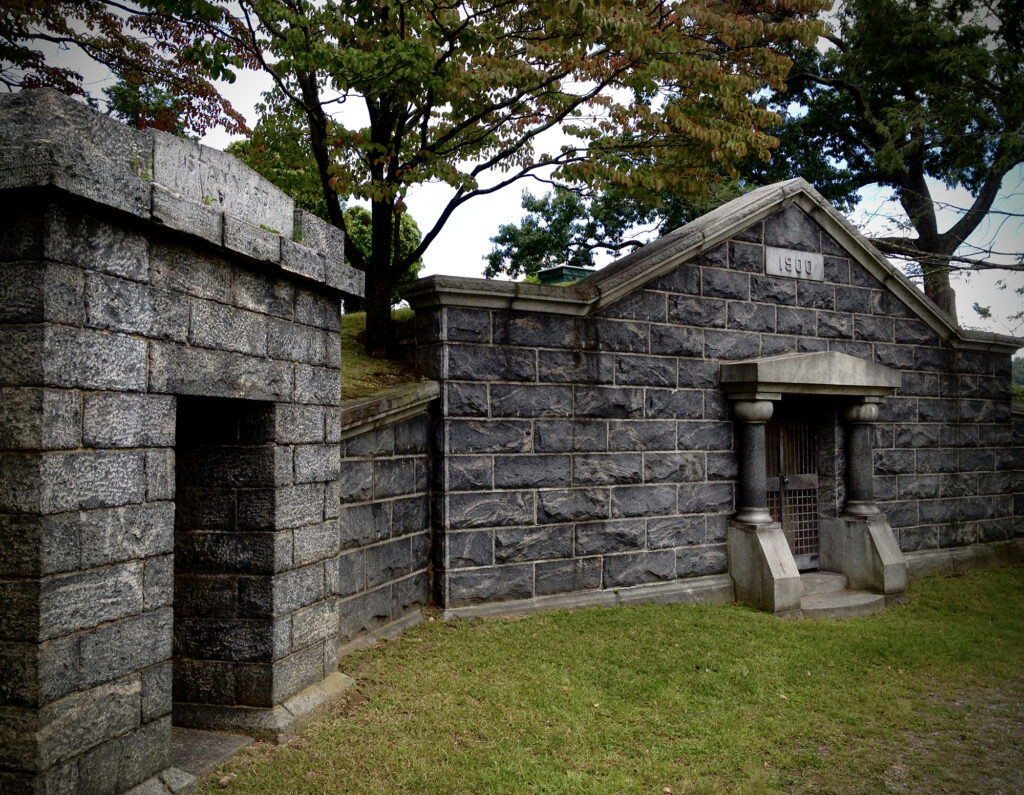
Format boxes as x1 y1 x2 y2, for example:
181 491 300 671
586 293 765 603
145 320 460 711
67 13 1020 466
756 0 1024 318
1 1 251 137
7 0 825 354
485 180 747 280
215 0 826 354
227 95 423 305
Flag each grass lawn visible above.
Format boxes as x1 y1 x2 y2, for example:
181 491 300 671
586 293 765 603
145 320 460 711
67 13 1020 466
340 309 420 400
204 567 1024 793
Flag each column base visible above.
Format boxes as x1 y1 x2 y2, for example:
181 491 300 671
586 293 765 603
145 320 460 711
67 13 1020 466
820 513 906 596
172 671 355 744
728 518 802 617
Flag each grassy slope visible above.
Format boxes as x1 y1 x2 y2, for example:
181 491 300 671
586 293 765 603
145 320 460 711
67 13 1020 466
205 568 1024 794
340 309 420 400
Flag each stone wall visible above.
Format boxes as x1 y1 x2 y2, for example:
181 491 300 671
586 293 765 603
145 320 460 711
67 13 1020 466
407 191 1021 613
336 387 436 648
0 90 364 793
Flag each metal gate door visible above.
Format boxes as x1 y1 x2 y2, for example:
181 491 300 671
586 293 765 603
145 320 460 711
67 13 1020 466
766 406 819 570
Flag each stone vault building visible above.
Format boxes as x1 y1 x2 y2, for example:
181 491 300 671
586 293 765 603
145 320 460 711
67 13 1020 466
1 90 1021 794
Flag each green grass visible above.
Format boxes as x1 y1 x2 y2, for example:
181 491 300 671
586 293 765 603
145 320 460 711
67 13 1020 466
204 568 1024 793
341 309 420 400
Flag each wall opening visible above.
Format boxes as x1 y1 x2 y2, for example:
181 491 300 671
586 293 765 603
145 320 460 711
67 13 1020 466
765 397 845 571
173 396 278 716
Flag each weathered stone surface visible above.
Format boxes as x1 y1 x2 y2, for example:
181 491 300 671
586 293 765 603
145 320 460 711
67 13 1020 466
448 420 531 454
534 420 607 452
647 515 705 548
573 454 642 486
537 488 608 523
608 421 676 452
149 342 292 401
446 531 492 568
603 550 675 587
675 544 727 578
644 452 705 483
447 564 533 606
490 384 572 417
447 345 536 382
701 268 749 300
574 386 643 418
0 388 82 451
763 205 820 251
494 525 573 563
494 311 577 348
649 324 703 356
494 455 570 489
534 557 602 595
448 491 534 529
614 354 676 387
82 393 175 448
610 485 676 518
575 519 644 555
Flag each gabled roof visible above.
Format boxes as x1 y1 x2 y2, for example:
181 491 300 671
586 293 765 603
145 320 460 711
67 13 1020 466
403 178 1021 354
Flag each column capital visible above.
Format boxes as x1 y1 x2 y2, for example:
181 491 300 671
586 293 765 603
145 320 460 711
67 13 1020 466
843 402 878 423
733 399 774 423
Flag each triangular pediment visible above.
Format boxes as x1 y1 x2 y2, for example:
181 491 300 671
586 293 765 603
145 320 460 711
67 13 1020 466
719 352 901 400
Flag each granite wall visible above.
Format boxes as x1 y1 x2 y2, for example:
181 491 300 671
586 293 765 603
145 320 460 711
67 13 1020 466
0 90 364 794
408 197 1022 612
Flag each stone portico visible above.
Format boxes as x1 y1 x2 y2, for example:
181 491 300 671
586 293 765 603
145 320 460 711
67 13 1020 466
721 351 907 617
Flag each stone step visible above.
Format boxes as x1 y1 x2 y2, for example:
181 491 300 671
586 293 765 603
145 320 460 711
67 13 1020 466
801 571 848 596
801 590 885 619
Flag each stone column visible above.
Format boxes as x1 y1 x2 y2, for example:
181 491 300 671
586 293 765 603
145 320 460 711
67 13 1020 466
733 400 774 524
843 402 880 517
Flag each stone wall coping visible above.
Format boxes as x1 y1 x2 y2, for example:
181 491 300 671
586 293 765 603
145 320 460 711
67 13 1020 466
338 380 439 440
0 89 364 298
720 351 901 400
402 178 1022 355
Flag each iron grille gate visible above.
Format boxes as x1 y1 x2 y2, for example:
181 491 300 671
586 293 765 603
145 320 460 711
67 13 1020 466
765 406 819 570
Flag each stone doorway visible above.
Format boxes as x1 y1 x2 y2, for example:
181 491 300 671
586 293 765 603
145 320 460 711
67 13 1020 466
173 396 278 724
766 402 821 571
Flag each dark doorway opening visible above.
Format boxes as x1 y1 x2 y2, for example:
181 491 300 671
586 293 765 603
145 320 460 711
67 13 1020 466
173 396 278 720
766 400 822 571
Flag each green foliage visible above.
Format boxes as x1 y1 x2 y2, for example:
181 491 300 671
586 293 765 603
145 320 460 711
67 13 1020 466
754 0 1024 314
485 181 747 280
1012 356 1024 386
0 1 251 136
342 206 423 304
228 0 826 352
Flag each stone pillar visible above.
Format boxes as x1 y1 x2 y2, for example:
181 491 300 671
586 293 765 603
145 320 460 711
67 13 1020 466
733 400 774 524
842 402 880 517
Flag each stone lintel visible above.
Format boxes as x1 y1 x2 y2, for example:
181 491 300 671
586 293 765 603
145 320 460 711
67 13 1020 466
720 351 900 399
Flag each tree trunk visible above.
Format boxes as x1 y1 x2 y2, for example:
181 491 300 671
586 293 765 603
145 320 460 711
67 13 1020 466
364 199 397 356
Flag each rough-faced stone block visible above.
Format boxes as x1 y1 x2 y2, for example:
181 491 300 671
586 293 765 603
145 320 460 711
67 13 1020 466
82 393 175 448
447 564 533 606
494 311 577 348
446 531 492 568
763 205 820 251
534 420 607 452
677 421 731 451
575 519 644 555
535 557 602 595
38 562 144 641
601 289 666 322
448 419 531 454
537 350 613 384
445 383 488 417
494 455 570 489
749 274 796 305
494 525 573 563
574 386 643 419
703 329 760 360
447 344 536 382
573 454 642 486
668 295 726 328
586 318 648 353
614 354 677 387
603 550 675 587
447 491 534 529
445 308 491 343
702 268 749 300
645 388 703 419
0 388 82 451
647 515 705 548
608 420 676 452
611 484 676 518
675 544 727 577
644 451 704 483
678 482 733 515
1 261 84 325
728 302 775 333
149 342 292 401
44 204 150 282
490 384 572 417
537 488 608 523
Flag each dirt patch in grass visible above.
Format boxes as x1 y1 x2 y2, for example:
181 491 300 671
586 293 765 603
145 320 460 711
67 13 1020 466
881 679 1024 794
